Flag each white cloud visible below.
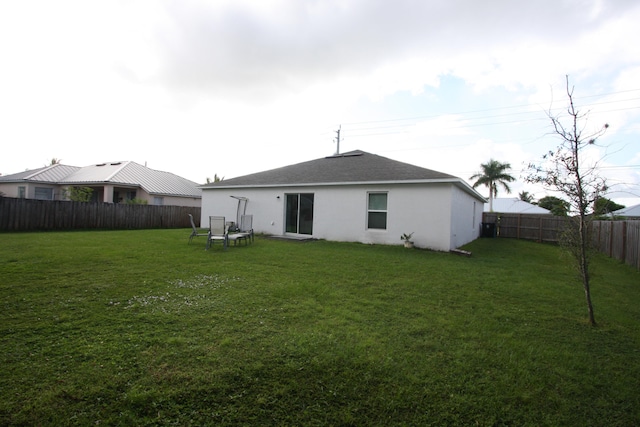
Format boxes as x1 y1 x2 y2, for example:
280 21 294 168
0 0 638 205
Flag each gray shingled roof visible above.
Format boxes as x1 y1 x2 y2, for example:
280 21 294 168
202 150 461 188
1 161 201 198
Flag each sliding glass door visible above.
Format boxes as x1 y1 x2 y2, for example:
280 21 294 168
285 193 314 235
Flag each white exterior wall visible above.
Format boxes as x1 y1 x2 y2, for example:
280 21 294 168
201 187 286 233
450 185 483 249
202 182 482 251
0 183 19 198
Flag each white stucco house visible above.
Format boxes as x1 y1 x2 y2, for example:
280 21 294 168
200 150 487 251
0 161 201 207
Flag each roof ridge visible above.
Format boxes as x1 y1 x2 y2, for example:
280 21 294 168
24 164 58 179
104 161 131 181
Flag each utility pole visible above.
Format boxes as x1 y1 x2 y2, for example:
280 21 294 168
334 125 341 155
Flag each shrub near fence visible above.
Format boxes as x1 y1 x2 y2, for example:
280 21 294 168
482 213 640 271
0 197 201 231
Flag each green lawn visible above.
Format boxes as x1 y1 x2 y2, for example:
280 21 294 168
1 230 638 426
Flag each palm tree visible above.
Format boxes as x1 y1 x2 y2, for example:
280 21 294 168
518 191 534 203
205 174 224 184
470 159 516 212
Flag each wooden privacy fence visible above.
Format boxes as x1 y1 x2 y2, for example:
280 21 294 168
482 213 640 270
592 220 640 271
482 212 568 243
0 197 201 231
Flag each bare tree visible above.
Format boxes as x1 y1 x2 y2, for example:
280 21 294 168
526 76 609 326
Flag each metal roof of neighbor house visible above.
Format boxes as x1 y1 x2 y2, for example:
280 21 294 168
613 203 640 217
0 164 81 182
1 161 201 198
202 150 486 200
484 198 551 214
60 161 201 198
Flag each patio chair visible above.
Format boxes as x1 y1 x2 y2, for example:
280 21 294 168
206 216 228 250
188 214 208 244
228 214 253 246
239 214 254 243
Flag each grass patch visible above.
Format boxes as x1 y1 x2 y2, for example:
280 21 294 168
1 230 639 425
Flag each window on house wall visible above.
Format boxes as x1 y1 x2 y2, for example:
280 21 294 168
34 187 53 200
153 197 164 206
18 186 26 198
367 192 387 229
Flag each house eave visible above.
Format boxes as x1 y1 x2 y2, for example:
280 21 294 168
201 178 487 202
201 179 448 189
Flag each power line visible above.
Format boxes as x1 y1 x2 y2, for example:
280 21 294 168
342 103 640 139
337 88 640 132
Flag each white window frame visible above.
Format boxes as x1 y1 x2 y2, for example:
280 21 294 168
367 192 388 230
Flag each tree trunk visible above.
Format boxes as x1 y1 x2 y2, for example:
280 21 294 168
578 216 596 326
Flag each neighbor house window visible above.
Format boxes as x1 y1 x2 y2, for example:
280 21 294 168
153 197 164 206
367 192 387 229
34 187 53 200
18 186 26 198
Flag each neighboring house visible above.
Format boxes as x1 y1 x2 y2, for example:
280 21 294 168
0 161 201 207
612 203 640 219
484 198 551 214
200 150 487 251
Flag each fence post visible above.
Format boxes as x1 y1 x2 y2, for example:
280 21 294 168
609 221 614 257
622 221 627 264
538 216 542 242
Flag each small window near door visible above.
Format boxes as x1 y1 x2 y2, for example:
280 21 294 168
18 186 26 198
367 192 387 229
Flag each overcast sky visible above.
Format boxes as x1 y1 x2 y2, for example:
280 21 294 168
1 0 639 205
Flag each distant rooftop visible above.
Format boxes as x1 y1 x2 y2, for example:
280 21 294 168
484 198 551 214
1 161 201 198
613 203 640 217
